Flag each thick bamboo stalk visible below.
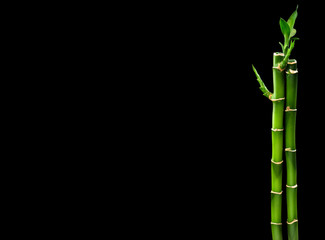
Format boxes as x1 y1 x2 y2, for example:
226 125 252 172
270 52 285 240
285 59 298 240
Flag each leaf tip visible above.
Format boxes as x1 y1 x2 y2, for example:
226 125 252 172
252 64 257 73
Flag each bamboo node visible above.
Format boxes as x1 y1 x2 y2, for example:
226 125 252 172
269 94 285 102
286 184 298 188
285 106 297 112
272 63 285 72
287 60 297 65
271 190 283 195
270 97 285 102
271 159 283 164
271 222 283 225
287 219 298 225
285 148 296 152
286 69 298 74
271 128 284 132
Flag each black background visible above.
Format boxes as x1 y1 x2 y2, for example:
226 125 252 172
128 0 325 239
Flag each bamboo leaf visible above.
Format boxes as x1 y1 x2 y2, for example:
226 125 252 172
290 28 296 38
287 5 298 30
279 42 284 52
290 39 296 48
280 18 290 45
252 65 271 98
280 18 290 37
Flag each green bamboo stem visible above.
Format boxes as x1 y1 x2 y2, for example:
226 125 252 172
252 8 299 239
285 59 299 240
270 52 285 240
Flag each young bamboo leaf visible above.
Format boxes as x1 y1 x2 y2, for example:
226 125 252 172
290 28 296 39
287 5 298 30
252 65 271 98
280 18 290 36
279 42 284 52
280 18 290 45
290 39 296 49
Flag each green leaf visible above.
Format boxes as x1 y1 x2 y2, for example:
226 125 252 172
252 65 259 78
291 37 299 41
252 65 271 98
279 42 284 52
290 28 297 38
280 18 290 44
287 5 298 30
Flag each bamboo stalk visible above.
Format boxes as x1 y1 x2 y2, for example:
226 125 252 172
252 7 299 240
285 59 298 240
252 53 285 239
270 52 285 240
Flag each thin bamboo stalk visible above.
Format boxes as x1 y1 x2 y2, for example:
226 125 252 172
285 59 298 240
270 52 285 240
